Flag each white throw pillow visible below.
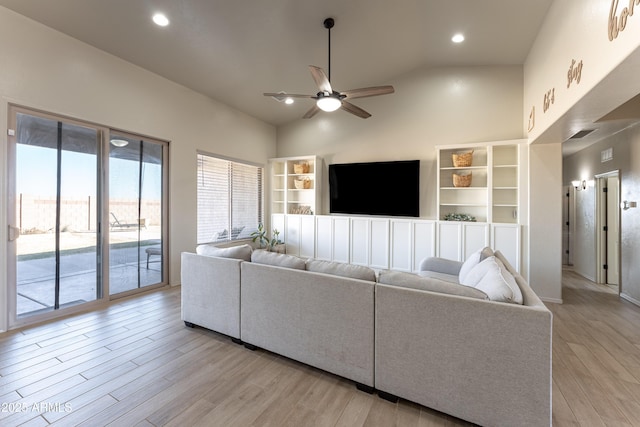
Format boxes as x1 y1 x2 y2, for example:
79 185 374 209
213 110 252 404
458 247 494 283
473 258 523 304
460 255 495 287
458 249 482 283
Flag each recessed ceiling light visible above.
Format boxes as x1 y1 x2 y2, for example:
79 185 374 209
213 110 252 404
110 139 129 147
452 33 465 43
152 13 169 27
284 97 294 105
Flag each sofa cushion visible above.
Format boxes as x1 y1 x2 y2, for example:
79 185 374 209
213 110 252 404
463 256 523 304
458 247 494 283
418 270 459 284
251 250 306 270
306 259 376 282
493 250 526 305
196 243 252 261
378 270 489 300
419 257 463 276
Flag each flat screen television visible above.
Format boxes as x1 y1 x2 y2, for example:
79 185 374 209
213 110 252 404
329 160 420 217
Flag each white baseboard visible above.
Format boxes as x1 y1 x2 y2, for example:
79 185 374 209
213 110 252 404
621 293 640 308
540 297 563 304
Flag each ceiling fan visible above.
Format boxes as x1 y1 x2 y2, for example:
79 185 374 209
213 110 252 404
264 18 394 119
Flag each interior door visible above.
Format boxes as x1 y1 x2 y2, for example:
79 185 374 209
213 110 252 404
606 175 620 286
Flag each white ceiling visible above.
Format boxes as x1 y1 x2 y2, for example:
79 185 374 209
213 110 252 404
0 0 554 126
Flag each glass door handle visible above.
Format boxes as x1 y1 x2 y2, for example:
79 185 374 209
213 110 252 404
8 225 20 242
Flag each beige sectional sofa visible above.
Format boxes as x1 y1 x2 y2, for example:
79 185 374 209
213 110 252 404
375 250 552 427
241 260 375 389
180 253 242 341
180 244 552 426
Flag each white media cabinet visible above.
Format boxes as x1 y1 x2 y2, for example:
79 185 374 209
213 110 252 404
272 214 521 273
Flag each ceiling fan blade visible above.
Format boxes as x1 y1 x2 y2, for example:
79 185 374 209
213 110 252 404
303 104 321 119
264 93 314 100
341 101 371 119
342 86 395 99
309 66 332 93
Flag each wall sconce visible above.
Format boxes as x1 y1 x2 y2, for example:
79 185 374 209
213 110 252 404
621 200 638 210
572 180 587 190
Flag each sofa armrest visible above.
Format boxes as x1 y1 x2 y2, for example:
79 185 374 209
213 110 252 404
180 252 242 339
419 256 463 276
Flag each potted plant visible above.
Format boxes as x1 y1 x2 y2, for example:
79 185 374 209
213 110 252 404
250 223 285 252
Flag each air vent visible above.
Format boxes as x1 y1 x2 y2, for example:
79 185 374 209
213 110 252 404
569 129 595 139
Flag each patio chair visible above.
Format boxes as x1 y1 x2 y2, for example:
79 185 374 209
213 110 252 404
110 212 146 230
145 246 162 268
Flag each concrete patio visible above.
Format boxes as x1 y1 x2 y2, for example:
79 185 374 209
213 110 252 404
16 228 163 317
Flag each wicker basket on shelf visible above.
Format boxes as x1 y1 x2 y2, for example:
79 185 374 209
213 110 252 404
290 205 313 215
293 161 310 174
453 172 472 187
294 177 311 189
452 150 473 167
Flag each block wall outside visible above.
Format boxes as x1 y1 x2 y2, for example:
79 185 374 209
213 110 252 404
17 194 161 233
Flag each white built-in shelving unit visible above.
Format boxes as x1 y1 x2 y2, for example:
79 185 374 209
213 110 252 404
437 140 523 224
268 142 527 275
270 155 321 216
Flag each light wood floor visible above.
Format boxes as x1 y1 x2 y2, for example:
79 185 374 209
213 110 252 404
1 270 639 426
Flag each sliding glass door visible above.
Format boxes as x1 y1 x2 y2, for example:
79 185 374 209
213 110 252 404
108 133 165 295
7 106 168 328
10 109 101 319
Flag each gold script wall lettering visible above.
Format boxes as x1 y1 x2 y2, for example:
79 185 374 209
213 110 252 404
528 106 535 133
567 59 583 88
543 88 555 113
609 0 640 41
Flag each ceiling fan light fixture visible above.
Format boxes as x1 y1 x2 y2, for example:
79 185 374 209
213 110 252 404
264 17 393 119
317 95 342 112
152 13 169 27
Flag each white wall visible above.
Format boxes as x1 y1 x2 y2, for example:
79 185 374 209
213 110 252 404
0 8 276 330
524 0 640 142
528 143 563 302
277 65 525 219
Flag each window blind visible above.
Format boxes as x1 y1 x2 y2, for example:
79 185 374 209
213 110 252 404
197 154 263 244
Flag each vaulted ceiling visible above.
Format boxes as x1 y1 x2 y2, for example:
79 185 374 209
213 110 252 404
0 0 553 126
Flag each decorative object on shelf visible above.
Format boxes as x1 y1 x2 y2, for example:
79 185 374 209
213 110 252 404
294 177 312 189
293 161 310 174
290 205 313 215
453 172 472 187
443 213 477 222
250 223 283 251
452 150 473 167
